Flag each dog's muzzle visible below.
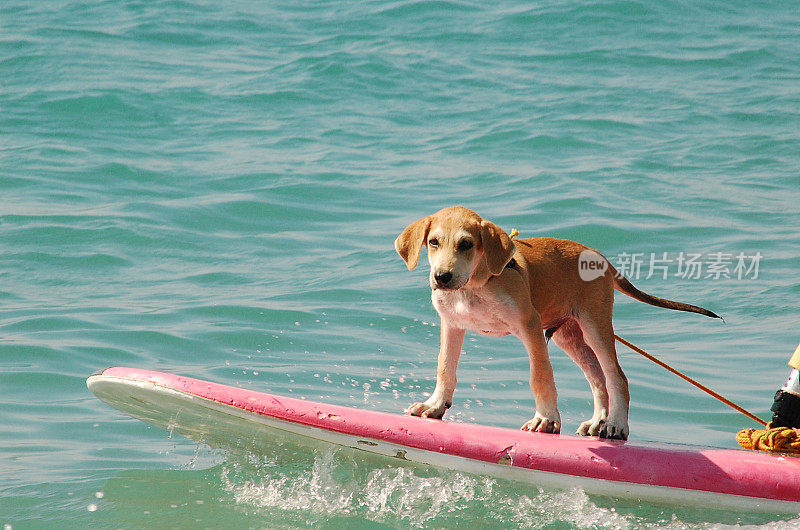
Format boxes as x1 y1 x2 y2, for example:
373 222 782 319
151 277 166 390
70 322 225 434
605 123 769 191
433 271 453 289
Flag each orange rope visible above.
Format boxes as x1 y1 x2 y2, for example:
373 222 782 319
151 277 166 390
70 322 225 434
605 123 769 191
613 335 800 453
614 334 767 427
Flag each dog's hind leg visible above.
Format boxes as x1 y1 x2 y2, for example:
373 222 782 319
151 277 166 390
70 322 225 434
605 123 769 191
551 319 609 436
576 309 630 440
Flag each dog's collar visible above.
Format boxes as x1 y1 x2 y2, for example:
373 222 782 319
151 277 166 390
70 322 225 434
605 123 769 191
487 257 519 283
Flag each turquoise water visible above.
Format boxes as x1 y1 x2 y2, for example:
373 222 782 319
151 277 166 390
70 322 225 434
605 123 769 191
2 0 800 527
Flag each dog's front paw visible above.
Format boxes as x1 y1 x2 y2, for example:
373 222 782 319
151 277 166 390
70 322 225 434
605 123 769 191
405 398 450 419
521 410 561 434
598 418 628 440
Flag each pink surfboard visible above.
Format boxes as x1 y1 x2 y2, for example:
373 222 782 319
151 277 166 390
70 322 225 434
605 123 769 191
87 367 800 513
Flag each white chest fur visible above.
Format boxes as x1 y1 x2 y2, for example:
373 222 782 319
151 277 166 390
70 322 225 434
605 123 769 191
431 288 514 336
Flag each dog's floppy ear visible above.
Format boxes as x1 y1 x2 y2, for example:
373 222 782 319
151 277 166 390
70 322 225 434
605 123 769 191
480 220 515 275
395 216 432 270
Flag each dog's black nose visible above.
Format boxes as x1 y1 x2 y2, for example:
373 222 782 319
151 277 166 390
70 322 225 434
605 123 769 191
434 271 453 287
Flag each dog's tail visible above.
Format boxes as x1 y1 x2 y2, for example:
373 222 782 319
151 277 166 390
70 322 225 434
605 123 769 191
609 265 723 320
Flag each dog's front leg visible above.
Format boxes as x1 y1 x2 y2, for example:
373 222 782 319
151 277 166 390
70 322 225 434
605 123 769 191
406 320 465 419
517 320 561 434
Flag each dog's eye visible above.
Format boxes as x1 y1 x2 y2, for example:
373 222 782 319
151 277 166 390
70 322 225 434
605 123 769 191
458 239 474 251
428 238 439 248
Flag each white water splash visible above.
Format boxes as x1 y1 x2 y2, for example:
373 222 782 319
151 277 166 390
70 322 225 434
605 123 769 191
217 447 800 528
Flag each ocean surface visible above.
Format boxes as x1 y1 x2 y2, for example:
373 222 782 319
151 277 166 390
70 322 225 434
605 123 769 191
2 0 800 527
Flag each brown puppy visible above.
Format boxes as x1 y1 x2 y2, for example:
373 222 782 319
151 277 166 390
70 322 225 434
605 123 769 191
395 206 720 439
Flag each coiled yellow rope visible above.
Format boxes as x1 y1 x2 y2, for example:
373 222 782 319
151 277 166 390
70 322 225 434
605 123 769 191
736 423 800 453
